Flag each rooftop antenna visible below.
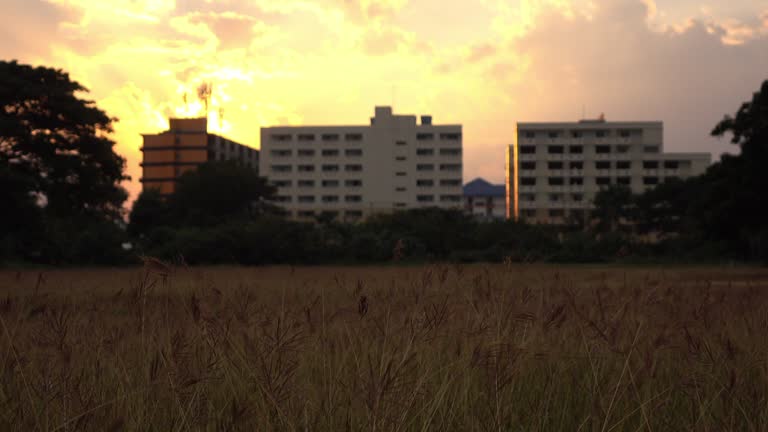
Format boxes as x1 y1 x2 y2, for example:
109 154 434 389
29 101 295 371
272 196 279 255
197 81 213 117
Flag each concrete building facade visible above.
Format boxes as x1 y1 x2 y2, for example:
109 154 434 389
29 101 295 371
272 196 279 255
140 117 259 195
507 118 711 224
259 106 463 221
463 178 506 221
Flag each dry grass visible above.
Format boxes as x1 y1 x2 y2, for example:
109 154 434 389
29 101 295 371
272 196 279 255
0 264 767 431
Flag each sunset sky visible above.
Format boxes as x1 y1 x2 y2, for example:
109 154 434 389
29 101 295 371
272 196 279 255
3 0 768 204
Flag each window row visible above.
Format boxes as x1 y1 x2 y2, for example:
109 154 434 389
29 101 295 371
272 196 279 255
416 195 462 203
275 195 364 203
271 133 363 142
416 179 462 187
519 160 680 170
416 164 462 171
416 132 462 141
415 148 462 156
271 164 363 173
519 145 660 155
271 149 363 157
522 129 640 139
520 193 584 203
271 179 363 188
293 210 363 218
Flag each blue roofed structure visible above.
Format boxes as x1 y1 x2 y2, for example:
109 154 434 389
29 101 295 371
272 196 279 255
463 178 506 220
463 178 505 197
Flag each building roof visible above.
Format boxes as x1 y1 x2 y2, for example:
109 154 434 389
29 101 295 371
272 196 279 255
463 178 505 197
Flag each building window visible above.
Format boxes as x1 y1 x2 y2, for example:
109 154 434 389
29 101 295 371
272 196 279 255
643 161 659 169
440 195 461 202
298 180 315 188
298 149 315 157
616 145 630 153
417 148 434 156
548 161 564 170
524 132 535 138
271 134 292 142
298 134 315 141
440 179 462 186
416 133 434 141
439 148 461 156
321 149 339 157
521 161 536 170
275 195 292 203
271 150 291 157
570 161 584 170
547 146 564 154
616 161 631 169
346 210 363 217
619 130 631 138
322 180 339 188
439 164 461 171
643 177 659 185
396 140 407 146
298 210 315 217
549 193 561 202
271 180 291 187
569 177 583 185
440 133 461 141
345 195 362 202
298 196 315 203
664 176 680 182
395 187 406 192
522 209 536 218
617 177 631 185
520 177 536 186
298 165 315 172
520 145 536 154
322 195 339 203
595 161 611 170
345 164 363 172
548 177 564 186
345 179 362 187
395 156 407 161
345 149 363 157
417 164 434 171
417 179 434 187
596 177 611 186
396 172 407 177
572 131 582 138
596 130 607 138
548 131 559 138
321 134 340 141
345 133 363 141
521 193 535 202
663 160 679 169
549 209 565 217
595 145 611 154
271 165 292 172
569 145 583 154
417 195 434 202
572 194 583 202
322 164 339 172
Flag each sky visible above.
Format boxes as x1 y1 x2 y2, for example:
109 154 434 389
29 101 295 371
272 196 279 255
3 0 768 204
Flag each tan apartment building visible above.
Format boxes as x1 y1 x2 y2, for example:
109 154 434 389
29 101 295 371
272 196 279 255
506 118 711 223
140 117 259 195
259 106 463 221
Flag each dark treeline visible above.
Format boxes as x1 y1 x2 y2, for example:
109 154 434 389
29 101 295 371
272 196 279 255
2 59 767 266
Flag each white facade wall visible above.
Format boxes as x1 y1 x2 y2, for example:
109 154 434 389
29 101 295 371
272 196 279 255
507 120 711 224
464 196 506 220
260 107 463 221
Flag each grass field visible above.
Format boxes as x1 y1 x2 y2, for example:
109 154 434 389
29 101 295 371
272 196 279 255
0 264 767 431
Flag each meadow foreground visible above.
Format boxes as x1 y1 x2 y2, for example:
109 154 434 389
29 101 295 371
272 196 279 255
0 264 767 431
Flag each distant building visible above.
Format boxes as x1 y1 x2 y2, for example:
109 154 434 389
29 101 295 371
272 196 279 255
140 117 259 195
463 178 505 221
259 106 463 222
507 118 711 223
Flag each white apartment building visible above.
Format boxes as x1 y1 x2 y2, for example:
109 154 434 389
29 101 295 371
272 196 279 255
506 118 711 224
260 106 463 221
